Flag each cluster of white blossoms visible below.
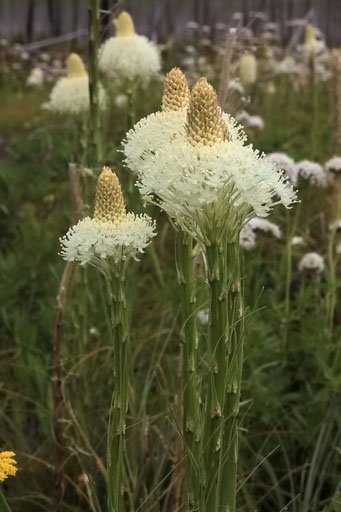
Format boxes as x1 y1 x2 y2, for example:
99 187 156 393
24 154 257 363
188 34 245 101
26 67 44 88
239 217 281 250
46 53 106 115
60 167 156 266
266 152 298 186
298 252 325 274
296 160 326 187
325 156 341 176
99 11 161 86
235 111 265 132
123 68 296 244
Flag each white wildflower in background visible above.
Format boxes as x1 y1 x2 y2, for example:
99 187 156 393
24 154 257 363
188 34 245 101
303 24 325 59
45 53 106 115
114 94 128 108
239 223 256 250
292 236 306 246
228 79 245 95
325 156 341 176
124 75 296 244
298 252 325 274
239 53 257 86
60 167 156 266
275 56 299 76
266 152 298 185
197 309 209 325
235 111 264 132
26 67 44 88
247 217 281 238
296 160 326 186
329 219 341 231
98 11 161 87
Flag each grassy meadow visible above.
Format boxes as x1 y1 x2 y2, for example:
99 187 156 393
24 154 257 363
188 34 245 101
0 13 341 512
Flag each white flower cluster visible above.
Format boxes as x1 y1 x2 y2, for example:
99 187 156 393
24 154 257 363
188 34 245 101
46 76 107 115
60 213 156 266
296 160 326 187
99 35 160 86
298 252 325 274
26 67 44 88
236 111 265 131
266 153 298 186
240 217 281 250
124 111 295 242
325 156 341 175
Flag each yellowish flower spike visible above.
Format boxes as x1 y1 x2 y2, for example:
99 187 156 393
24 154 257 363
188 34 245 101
0 451 17 482
186 77 231 147
162 67 190 112
305 24 316 47
67 53 87 78
94 167 127 226
114 11 136 37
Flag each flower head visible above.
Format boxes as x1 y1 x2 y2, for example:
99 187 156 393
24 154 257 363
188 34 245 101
303 24 324 58
124 67 189 174
26 67 44 88
325 156 341 177
124 74 296 244
296 160 326 187
98 11 160 86
45 53 106 115
0 451 17 482
60 167 156 267
298 252 325 274
239 53 257 86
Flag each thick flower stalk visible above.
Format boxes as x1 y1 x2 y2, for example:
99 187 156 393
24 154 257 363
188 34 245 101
60 167 156 512
123 72 296 510
98 11 161 87
46 53 106 116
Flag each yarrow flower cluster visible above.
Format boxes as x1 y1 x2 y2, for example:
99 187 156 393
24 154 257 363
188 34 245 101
0 451 17 482
239 217 281 249
123 68 296 244
266 152 298 185
98 11 161 86
60 167 156 267
298 252 325 274
296 160 326 187
45 53 106 115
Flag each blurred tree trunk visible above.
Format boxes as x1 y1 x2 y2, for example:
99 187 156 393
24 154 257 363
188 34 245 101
71 0 79 33
47 0 62 36
26 0 35 43
242 0 249 25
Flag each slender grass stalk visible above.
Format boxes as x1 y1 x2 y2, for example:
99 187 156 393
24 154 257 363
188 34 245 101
52 164 83 512
0 490 13 512
107 262 130 512
88 0 102 166
176 233 200 508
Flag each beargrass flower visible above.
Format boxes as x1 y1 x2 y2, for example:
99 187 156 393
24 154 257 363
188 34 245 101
60 167 156 267
124 74 296 245
239 52 257 86
26 67 44 88
325 156 341 176
0 451 17 482
45 53 106 115
303 24 324 58
98 11 161 86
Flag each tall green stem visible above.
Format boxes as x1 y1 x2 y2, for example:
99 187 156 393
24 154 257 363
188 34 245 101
177 233 200 508
203 239 243 511
107 264 129 512
88 0 102 166
0 490 13 512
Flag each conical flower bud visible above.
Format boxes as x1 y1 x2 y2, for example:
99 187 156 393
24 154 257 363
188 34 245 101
67 53 87 78
114 11 136 37
304 24 316 47
186 77 231 147
94 167 126 226
162 67 190 112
